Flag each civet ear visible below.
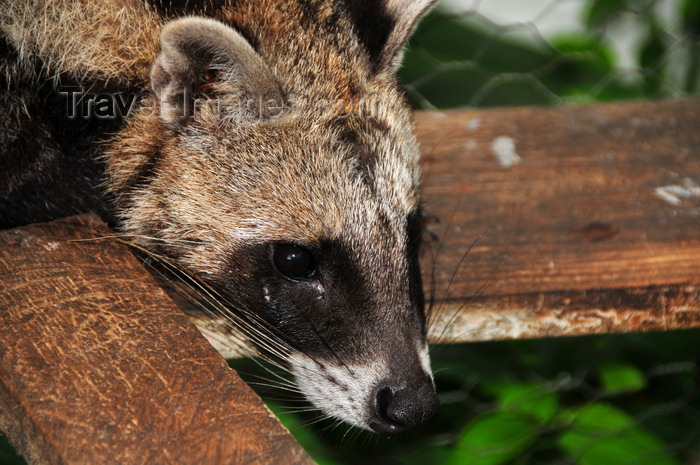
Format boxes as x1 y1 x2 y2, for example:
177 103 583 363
150 16 282 123
346 0 437 73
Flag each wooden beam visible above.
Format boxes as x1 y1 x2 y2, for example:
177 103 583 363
416 98 700 343
0 214 313 465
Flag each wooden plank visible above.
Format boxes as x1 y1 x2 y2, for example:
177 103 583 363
0 214 313 465
416 98 700 343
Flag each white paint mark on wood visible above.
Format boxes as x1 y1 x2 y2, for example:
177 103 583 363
491 136 521 168
655 178 700 206
467 117 481 130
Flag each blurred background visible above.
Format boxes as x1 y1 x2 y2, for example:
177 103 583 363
403 0 699 108
1 1 698 464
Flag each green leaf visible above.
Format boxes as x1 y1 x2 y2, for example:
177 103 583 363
681 0 700 35
558 403 681 465
558 403 633 433
449 412 538 465
491 382 559 423
585 0 627 29
550 34 615 64
598 363 647 394
640 23 665 70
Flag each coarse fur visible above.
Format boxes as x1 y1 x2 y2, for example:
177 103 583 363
1 0 439 433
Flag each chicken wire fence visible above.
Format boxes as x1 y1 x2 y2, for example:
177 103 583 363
399 0 699 109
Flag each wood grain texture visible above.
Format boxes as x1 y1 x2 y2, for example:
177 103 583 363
0 214 313 465
416 98 700 343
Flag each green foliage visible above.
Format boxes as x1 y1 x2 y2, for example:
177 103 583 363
598 363 646 394
399 1 699 108
585 0 628 29
558 403 681 465
487 382 558 424
681 0 700 35
231 330 700 465
0 436 24 465
264 399 346 465
449 413 538 465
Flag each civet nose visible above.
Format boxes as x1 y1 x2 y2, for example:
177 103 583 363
368 377 439 434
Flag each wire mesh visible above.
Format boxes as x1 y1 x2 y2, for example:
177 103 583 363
399 0 700 109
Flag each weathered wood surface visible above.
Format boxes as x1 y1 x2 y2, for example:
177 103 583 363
416 98 700 343
0 214 313 465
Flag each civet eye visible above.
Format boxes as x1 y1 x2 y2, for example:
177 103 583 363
272 244 316 280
